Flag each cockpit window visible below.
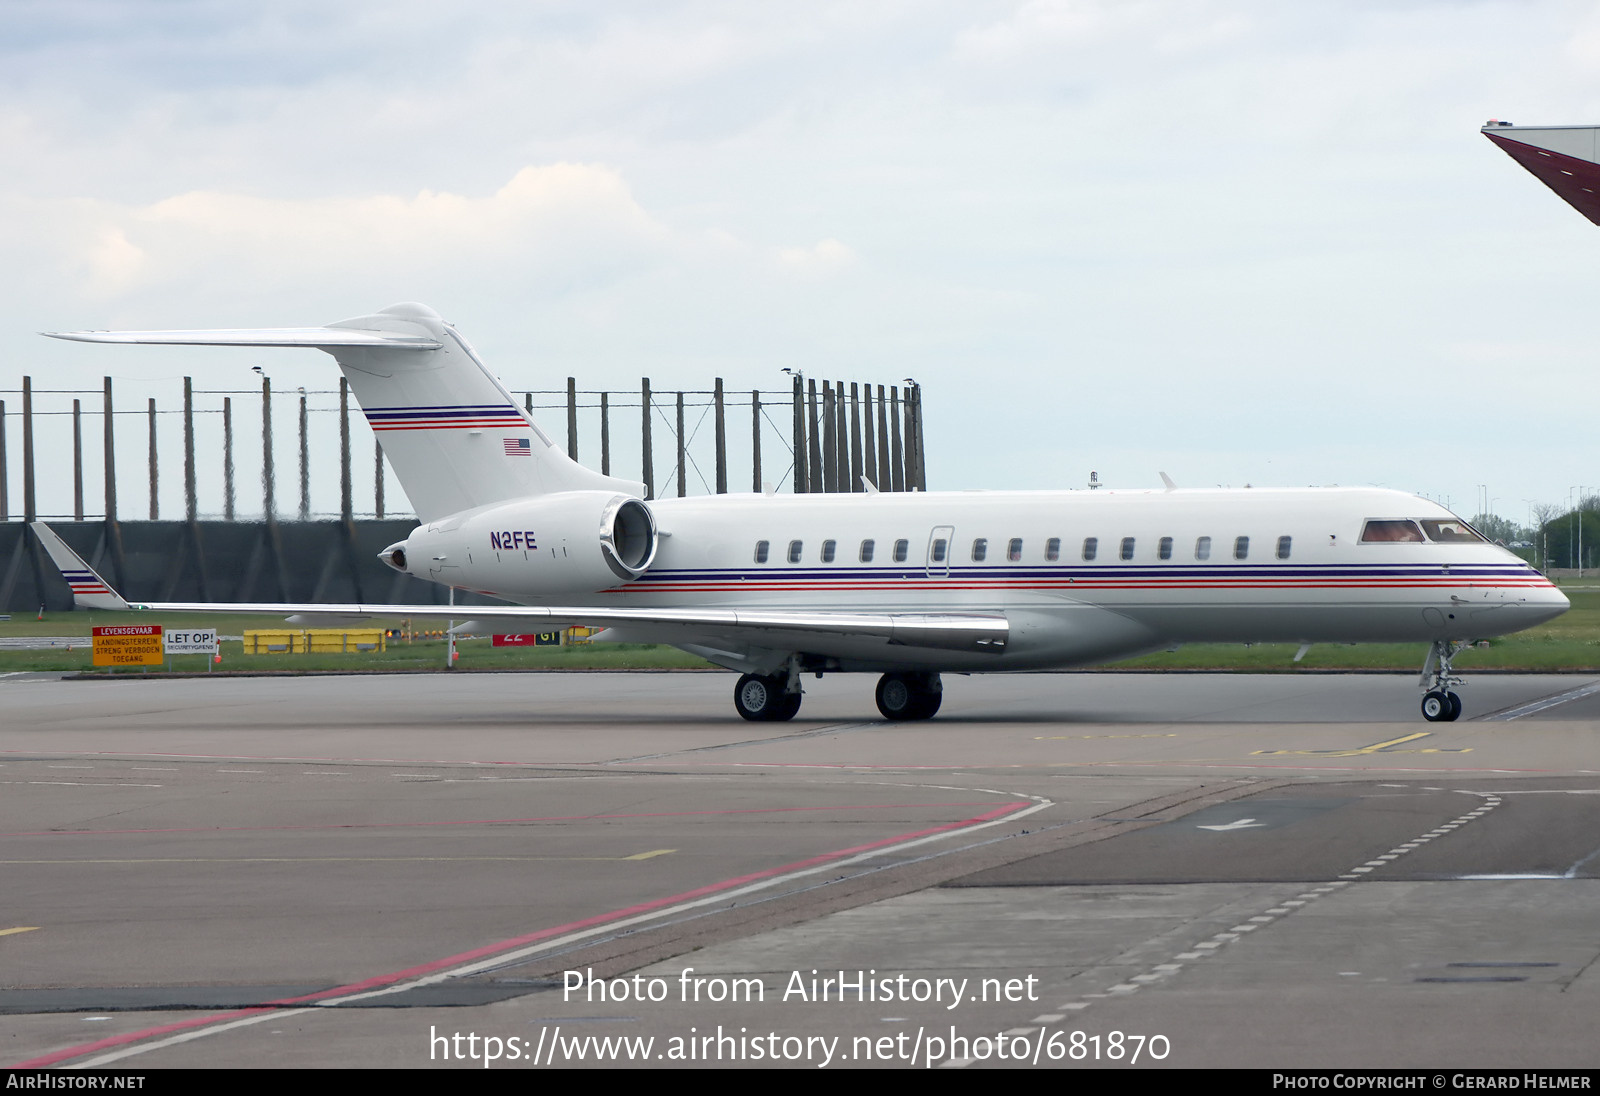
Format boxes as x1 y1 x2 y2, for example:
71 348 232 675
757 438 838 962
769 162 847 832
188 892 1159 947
1421 519 1486 544
1360 520 1425 544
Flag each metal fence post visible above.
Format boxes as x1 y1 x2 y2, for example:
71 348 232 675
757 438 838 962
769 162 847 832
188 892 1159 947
72 399 84 520
262 378 275 520
567 377 578 461
103 378 116 522
641 379 654 500
183 377 196 521
714 378 727 494
223 398 235 521
298 391 310 521
751 390 762 492
146 396 157 519
339 377 352 522
675 391 686 498
23 377 35 523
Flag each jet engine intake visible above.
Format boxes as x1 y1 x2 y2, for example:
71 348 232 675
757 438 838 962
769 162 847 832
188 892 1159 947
390 492 658 595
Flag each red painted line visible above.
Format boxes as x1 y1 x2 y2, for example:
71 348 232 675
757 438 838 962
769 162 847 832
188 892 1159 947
10 799 1031 1068
615 580 1549 593
0 801 996 839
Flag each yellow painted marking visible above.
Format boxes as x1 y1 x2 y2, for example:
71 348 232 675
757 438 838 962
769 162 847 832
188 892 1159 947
623 849 677 860
0 927 40 937
1252 733 1470 758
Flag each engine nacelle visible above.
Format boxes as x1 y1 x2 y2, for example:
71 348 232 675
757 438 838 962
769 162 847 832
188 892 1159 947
380 491 658 596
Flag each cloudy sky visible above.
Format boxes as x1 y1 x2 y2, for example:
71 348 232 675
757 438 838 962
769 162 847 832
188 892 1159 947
4 0 1599 523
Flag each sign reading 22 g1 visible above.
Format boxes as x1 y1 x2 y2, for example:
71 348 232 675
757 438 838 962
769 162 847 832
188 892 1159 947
92 625 164 667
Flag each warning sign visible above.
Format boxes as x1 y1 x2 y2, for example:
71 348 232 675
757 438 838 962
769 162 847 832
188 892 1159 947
92 625 164 667
165 629 218 655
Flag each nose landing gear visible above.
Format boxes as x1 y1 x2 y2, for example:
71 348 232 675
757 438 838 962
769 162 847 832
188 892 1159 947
1419 639 1465 722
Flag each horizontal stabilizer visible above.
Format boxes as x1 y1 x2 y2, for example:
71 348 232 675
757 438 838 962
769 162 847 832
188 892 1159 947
43 328 442 350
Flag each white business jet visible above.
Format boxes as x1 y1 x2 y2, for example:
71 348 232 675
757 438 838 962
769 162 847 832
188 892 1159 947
37 303 1568 723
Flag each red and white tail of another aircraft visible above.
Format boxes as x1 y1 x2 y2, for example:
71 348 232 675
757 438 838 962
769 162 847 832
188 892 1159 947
39 303 1568 722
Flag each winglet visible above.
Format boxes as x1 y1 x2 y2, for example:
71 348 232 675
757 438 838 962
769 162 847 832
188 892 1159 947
29 523 131 610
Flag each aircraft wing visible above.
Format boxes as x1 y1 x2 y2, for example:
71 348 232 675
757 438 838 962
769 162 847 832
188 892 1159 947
29 524 1008 655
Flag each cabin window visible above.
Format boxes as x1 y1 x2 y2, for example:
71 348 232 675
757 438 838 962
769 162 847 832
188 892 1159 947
931 538 948 563
1082 537 1098 561
1195 536 1212 561
1234 536 1249 560
1045 537 1061 562
972 538 988 562
860 539 875 563
1158 536 1173 560
1008 537 1023 562
1360 519 1424 543
821 539 836 563
1421 519 1486 544
754 540 769 564
788 540 803 563
1277 535 1292 560
1120 536 1135 560
893 539 909 562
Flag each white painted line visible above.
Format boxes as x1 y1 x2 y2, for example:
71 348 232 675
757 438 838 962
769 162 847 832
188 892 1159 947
1486 680 1600 721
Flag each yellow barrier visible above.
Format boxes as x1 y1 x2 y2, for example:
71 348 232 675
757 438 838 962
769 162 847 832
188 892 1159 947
243 630 387 655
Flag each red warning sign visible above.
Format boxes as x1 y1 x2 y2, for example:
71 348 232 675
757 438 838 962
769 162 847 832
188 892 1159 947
92 625 164 667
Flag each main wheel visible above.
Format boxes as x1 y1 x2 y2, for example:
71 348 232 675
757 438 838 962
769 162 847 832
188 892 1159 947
735 673 781 721
1421 690 1450 722
774 691 802 721
875 672 942 721
1445 691 1462 721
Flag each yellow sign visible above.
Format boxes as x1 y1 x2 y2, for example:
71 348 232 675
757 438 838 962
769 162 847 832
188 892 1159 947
92 625 164 667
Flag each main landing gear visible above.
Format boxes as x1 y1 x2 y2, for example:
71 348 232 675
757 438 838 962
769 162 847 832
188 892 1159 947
733 672 802 722
1419 639 1465 723
875 672 942 721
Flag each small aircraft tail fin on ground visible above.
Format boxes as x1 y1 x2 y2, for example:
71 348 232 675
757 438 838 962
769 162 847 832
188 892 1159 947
45 303 645 521
29 523 131 611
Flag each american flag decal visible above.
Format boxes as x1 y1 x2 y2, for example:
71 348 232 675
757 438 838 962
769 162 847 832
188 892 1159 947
504 437 531 457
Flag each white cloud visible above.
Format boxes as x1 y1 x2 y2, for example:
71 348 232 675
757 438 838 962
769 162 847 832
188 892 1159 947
776 237 855 275
64 163 668 300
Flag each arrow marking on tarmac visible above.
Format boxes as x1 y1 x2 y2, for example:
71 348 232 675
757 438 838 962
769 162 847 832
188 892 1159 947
1197 818 1266 832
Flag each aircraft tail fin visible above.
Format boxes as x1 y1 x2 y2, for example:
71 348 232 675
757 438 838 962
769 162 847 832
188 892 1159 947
30 523 131 611
45 303 645 522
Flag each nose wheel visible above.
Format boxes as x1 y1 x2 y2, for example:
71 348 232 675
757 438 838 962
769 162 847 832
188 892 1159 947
1418 639 1466 722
